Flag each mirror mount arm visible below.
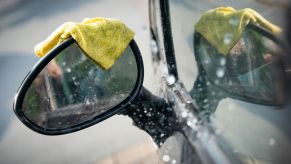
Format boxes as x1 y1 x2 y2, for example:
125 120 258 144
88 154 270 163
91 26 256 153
119 87 180 146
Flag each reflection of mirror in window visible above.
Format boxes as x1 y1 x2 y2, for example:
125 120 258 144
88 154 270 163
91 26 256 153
196 28 286 103
169 0 289 163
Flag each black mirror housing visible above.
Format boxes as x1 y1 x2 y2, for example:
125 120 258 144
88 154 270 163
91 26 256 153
13 38 144 135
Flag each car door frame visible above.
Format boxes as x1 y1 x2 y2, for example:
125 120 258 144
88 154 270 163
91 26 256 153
148 0 243 163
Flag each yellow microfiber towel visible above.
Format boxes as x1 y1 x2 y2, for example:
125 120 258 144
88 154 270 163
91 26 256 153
34 17 135 70
195 7 282 55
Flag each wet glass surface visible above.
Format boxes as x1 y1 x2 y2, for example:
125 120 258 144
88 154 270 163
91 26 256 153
169 0 287 90
168 0 291 163
22 43 138 129
195 28 286 104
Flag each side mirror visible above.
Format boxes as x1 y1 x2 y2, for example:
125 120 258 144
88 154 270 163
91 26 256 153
13 38 144 134
194 24 288 106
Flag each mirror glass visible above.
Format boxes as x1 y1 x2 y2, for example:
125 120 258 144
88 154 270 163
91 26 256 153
196 27 286 104
21 43 138 129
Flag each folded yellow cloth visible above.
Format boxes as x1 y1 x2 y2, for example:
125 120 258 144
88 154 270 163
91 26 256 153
195 7 282 55
34 17 135 70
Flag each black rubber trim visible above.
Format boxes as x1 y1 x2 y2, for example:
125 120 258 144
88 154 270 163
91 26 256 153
159 0 178 78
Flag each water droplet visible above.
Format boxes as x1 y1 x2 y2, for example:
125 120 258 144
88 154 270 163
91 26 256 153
187 120 192 126
85 99 90 105
223 33 233 45
216 68 225 78
150 40 158 54
269 138 276 146
203 59 210 64
62 62 66 66
166 75 176 85
72 77 76 81
66 68 71 73
229 80 233 86
181 111 188 118
163 155 170 162
146 113 152 117
172 160 177 164
220 57 226 66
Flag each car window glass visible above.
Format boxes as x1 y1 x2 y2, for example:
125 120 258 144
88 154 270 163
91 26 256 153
169 0 286 90
196 29 285 103
169 0 290 163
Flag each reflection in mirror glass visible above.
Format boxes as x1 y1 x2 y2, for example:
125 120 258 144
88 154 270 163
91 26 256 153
22 43 138 129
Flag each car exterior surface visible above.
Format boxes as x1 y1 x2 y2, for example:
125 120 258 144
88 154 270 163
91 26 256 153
149 0 291 163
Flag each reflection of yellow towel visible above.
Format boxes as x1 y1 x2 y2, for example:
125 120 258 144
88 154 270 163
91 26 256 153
195 7 282 55
34 17 135 70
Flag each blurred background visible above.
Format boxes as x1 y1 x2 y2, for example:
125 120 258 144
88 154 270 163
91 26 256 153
0 0 159 163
